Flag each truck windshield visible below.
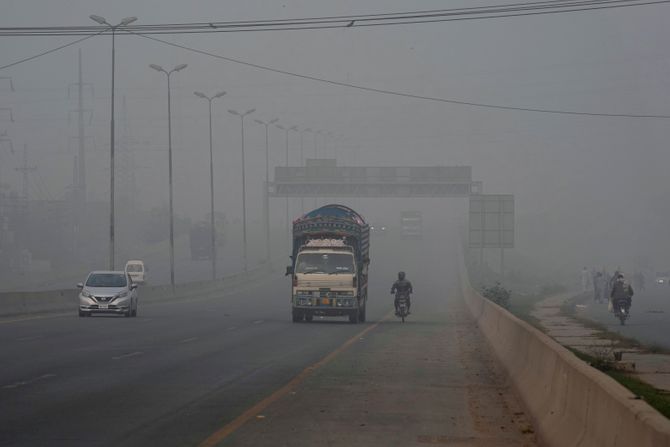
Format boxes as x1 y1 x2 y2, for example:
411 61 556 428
296 253 354 274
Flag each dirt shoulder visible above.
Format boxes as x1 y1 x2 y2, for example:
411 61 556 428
212 287 537 447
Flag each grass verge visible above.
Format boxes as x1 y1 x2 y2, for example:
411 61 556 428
569 348 670 418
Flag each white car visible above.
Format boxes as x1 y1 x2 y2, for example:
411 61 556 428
655 272 670 286
125 260 146 285
77 271 139 317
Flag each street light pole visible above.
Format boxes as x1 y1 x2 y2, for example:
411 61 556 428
228 108 255 272
255 118 278 265
195 91 226 280
150 63 188 289
90 14 137 270
276 124 298 247
299 128 311 213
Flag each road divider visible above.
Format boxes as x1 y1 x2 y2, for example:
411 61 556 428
0 265 272 318
459 252 670 447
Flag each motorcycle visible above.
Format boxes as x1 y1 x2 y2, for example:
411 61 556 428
613 298 630 325
394 292 410 323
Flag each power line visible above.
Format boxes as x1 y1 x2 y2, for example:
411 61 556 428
0 0 667 36
130 31 670 119
0 32 101 71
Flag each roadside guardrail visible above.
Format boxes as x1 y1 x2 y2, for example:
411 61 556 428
0 265 272 318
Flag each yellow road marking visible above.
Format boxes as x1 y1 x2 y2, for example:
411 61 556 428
199 311 392 447
0 312 71 325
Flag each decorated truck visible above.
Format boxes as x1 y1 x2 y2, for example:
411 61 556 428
286 204 370 323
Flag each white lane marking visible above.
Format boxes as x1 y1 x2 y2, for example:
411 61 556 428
252 320 264 325
179 337 198 344
112 351 144 360
3 373 56 390
16 335 44 342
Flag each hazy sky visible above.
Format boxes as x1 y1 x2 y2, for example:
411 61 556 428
1 0 669 270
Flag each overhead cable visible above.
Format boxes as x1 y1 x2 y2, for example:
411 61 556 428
0 0 668 36
129 31 670 119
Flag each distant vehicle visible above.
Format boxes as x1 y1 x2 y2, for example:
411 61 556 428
189 219 226 261
77 271 138 317
370 224 388 236
286 204 370 324
124 260 146 285
190 223 212 260
655 272 670 286
400 211 423 239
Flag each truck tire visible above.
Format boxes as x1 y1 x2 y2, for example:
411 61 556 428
304 313 314 322
359 305 366 323
349 310 359 324
292 309 303 323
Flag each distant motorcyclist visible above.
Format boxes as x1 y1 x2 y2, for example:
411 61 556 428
391 271 413 315
610 273 634 313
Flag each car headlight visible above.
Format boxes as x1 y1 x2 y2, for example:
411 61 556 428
115 291 129 300
82 290 94 298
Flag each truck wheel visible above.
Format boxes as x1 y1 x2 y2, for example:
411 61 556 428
304 313 313 322
349 310 359 324
359 305 366 323
292 310 303 323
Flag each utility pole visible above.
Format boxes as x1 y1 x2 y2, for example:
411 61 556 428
0 77 14 92
0 131 14 192
15 144 36 201
68 50 93 258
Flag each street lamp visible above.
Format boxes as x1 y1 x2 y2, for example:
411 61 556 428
89 14 137 270
150 63 188 289
276 124 298 246
194 90 226 280
255 117 279 265
299 128 312 213
228 108 255 272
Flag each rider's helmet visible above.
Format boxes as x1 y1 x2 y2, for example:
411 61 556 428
398 271 406 281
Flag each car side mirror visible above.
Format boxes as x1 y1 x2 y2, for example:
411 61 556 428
285 265 294 276
76 283 84 289
130 284 138 290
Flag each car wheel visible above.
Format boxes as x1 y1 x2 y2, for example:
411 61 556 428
124 306 132 318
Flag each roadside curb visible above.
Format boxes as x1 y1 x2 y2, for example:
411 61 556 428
459 247 670 447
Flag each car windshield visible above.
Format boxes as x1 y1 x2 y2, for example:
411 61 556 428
126 265 143 272
86 273 127 288
296 253 354 274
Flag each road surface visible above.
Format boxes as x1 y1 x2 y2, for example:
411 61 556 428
0 234 536 446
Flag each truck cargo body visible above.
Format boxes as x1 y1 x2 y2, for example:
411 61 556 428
288 204 370 323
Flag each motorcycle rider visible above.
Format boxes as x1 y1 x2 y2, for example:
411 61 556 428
391 271 413 315
610 273 634 313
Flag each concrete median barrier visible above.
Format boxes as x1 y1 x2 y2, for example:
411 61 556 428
0 266 272 318
460 257 670 447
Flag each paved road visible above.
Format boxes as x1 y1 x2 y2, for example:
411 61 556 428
0 234 536 446
578 284 670 349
